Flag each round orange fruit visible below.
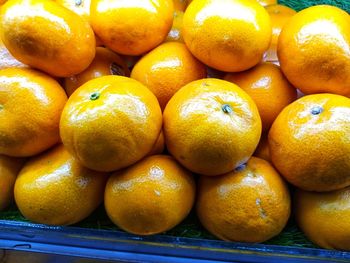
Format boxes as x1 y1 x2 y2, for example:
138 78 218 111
257 0 277 7
263 4 296 62
55 0 91 22
295 187 350 251
0 155 25 211
254 134 271 162
64 47 130 96
166 11 184 43
60 76 162 172
225 62 297 132
163 78 262 176
183 0 271 72
173 0 188 11
105 155 196 235
90 0 174 55
0 0 95 77
277 5 350 96
131 42 206 110
197 157 290 243
269 93 350 192
0 68 67 157
14 144 108 226
148 131 165 156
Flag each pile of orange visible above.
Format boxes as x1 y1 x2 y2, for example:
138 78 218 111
1 0 350 252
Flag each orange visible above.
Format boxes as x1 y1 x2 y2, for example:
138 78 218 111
257 0 276 7
269 93 350 192
105 155 195 235
278 5 350 97
254 134 271 162
55 0 91 22
90 0 174 56
183 0 271 72
295 187 350 251
197 157 290 243
14 145 108 226
165 11 184 43
148 131 165 156
173 0 188 11
263 4 296 62
60 76 162 172
0 68 67 157
0 36 26 69
0 155 25 211
0 0 95 77
64 47 130 96
163 78 262 176
131 42 206 110
224 62 297 132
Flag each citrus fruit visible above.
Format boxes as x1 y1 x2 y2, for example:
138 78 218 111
64 47 130 96
0 0 95 77
197 156 290 242
90 0 174 55
105 155 195 235
165 10 184 43
173 0 188 11
224 62 297 132
295 187 350 251
263 4 296 62
0 68 67 157
269 93 350 192
257 0 276 7
56 0 91 22
254 134 271 162
131 42 206 110
163 78 261 176
148 131 165 156
277 5 350 96
60 76 162 172
14 144 108 226
183 0 271 72
0 155 25 211
0 36 26 69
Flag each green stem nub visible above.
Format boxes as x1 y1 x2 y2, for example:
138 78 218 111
311 106 323 115
75 0 82 6
90 92 100 101
222 104 233 114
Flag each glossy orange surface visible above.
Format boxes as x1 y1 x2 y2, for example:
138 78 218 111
56 0 91 22
183 0 271 72
65 47 130 96
163 78 262 176
0 155 25 211
0 68 67 157
131 42 206 110
90 0 174 55
295 187 350 251
60 76 162 172
14 145 108 226
253 134 271 162
147 130 165 156
105 155 195 235
0 0 96 77
165 11 184 43
197 157 290 242
269 93 350 192
224 62 297 132
278 5 350 96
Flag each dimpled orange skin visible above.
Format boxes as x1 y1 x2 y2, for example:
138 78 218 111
105 155 196 235
131 42 206 110
183 0 271 72
60 76 162 172
0 0 95 77
163 78 262 176
269 94 350 192
90 0 174 56
225 63 297 132
278 5 350 97
197 157 291 243
0 37 26 69
254 134 271 162
64 47 130 97
0 68 67 157
263 4 296 62
0 155 25 211
14 145 108 226
295 187 350 251
165 11 184 43
148 131 165 156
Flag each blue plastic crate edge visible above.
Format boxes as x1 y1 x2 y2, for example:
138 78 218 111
0 219 349 263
